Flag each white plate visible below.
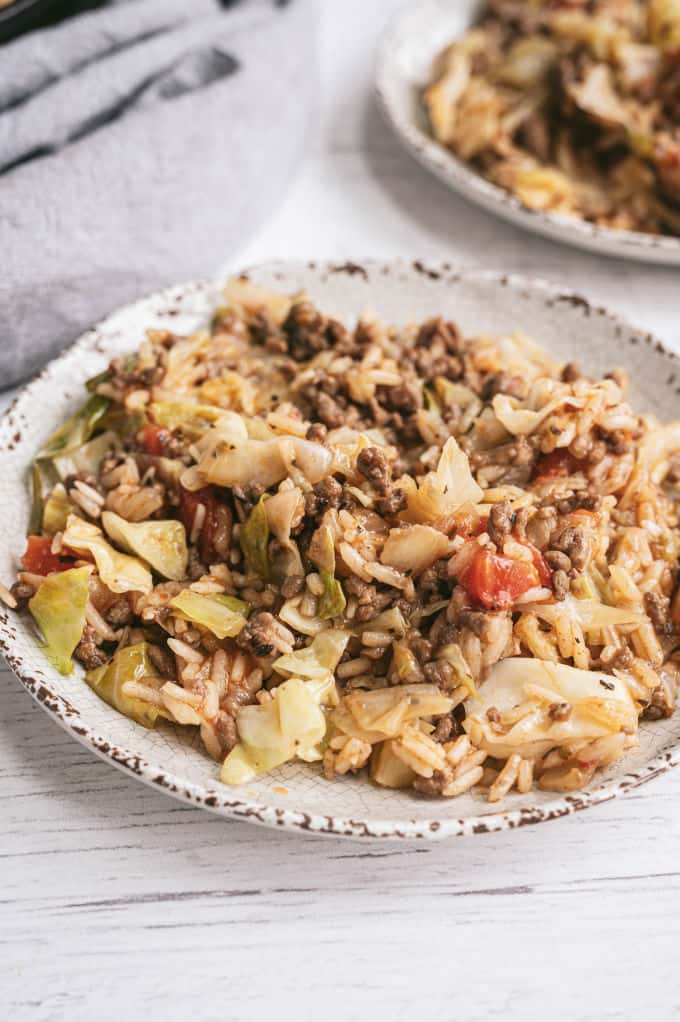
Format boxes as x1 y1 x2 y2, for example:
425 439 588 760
2 260 680 840
376 0 680 266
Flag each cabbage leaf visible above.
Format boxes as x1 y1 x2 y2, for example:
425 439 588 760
101 510 188 582
170 590 249 639
28 565 92 675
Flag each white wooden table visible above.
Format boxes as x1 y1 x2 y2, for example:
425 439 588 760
3 3 680 1019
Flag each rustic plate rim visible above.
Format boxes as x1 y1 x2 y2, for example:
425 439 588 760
2 259 680 841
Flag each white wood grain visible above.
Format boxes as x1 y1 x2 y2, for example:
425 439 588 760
2 2 680 1020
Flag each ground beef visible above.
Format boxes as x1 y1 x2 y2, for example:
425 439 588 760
314 392 347 430
73 625 108 670
303 476 343 517
9 580 36 609
544 549 572 573
281 575 306 599
415 317 461 354
423 660 455 690
553 526 590 571
249 310 286 353
282 302 330 361
642 684 674 721
526 507 557 550
376 488 408 516
481 372 528 401
561 362 582 383
644 592 674 636
356 446 392 494
666 452 680 485
487 500 514 545
236 612 279 657
215 712 238 753
148 642 177 679
413 769 451 797
549 701 572 721
105 598 133 627
431 712 463 743
305 422 328 443
383 383 423 415
552 569 570 601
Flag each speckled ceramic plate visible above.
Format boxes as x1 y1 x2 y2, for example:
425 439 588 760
376 0 680 266
2 260 680 840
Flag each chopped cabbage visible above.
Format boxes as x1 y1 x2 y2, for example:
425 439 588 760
380 524 449 575
309 524 346 619
63 515 152 594
464 657 638 760
149 400 225 438
239 495 270 579
199 373 257 415
220 675 332 784
370 740 417 789
405 437 483 523
38 394 110 462
170 590 249 639
492 393 572 435
28 565 91 674
101 510 188 582
273 628 350 684
86 642 171 728
523 596 646 636
58 430 118 481
196 428 332 490
332 684 454 744
42 483 72 535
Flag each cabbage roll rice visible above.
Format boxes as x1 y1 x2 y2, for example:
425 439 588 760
424 0 680 236
7 278 680 802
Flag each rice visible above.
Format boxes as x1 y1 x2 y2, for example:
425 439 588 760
9 276 680 803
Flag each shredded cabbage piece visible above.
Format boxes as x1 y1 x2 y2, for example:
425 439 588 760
239 495 270 579
381 524 449 575
42 483 72 535
38 394 110 462
28 565 92 675
170 590 249 639
405 437 483 523
273 629 350 684
220 675 335 784
63 515 152 594
101 510 188 582
86 642 172 728
309 524 346 619
464 657 639 759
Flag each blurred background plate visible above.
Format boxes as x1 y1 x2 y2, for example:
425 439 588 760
376 0 680 266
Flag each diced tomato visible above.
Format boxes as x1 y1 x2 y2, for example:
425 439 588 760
141 423 171 456
179 486 226 564
533 449 580 481
524 541 552 588
460 546 542 610
21 535 78 576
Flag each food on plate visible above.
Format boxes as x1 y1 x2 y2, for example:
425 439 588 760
423 0 680 236
6 276 680 803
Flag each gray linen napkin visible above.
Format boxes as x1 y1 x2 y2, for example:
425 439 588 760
0 0 316 387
